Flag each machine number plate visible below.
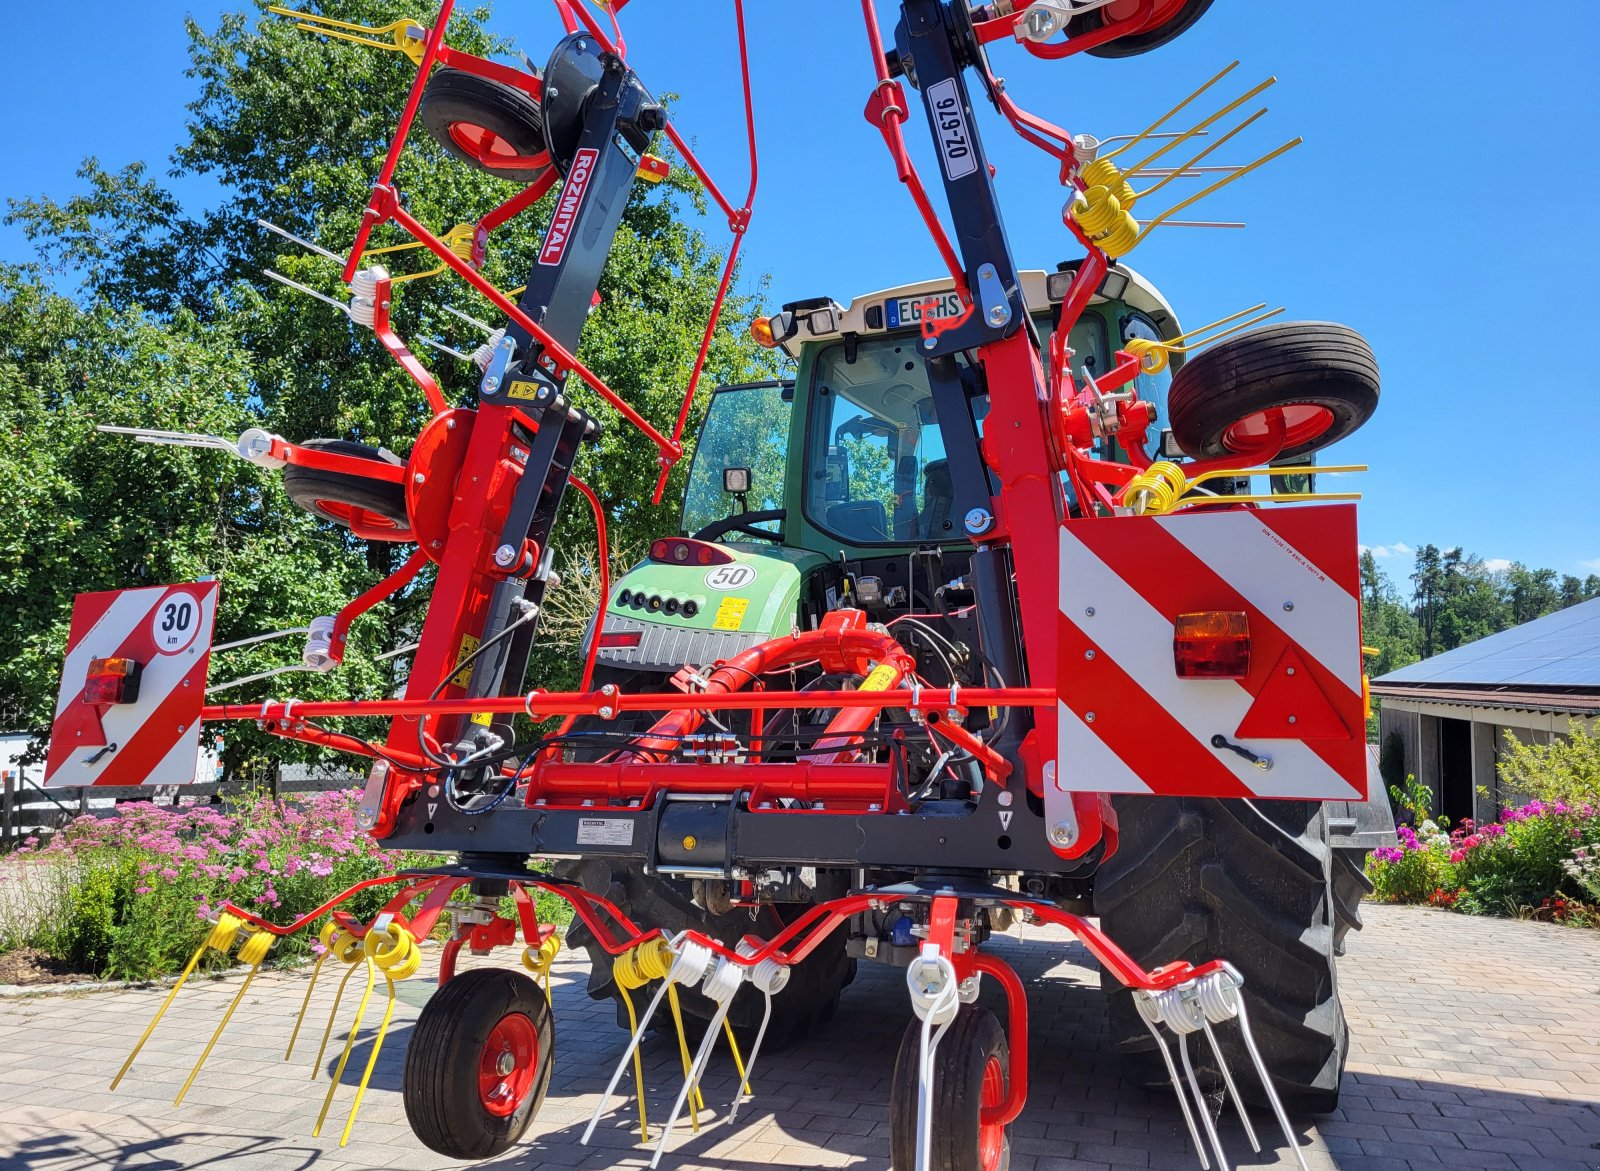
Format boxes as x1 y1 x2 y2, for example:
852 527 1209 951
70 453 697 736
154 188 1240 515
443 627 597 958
885 291 963 329
575 817 634 846
927 78 976 181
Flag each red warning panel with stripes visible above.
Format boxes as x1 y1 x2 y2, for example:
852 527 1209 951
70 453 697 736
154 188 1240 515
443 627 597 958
1057 504 1366 801
44 582 218 788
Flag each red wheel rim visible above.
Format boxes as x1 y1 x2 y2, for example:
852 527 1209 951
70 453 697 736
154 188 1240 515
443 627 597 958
978 1054 1007 1171
312 499 413 542
447 121 548 170
478 1011 540 1117
1221 402 1334 453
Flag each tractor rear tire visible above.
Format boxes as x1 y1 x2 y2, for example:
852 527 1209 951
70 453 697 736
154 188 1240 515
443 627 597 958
1095 796 1352 1114
282 438 412 539
1331 845 1374 957
404 967 553 1160
559 857 856 1049
1166 322 1379 461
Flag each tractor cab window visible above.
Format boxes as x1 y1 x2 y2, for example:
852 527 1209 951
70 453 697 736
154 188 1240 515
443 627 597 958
680 381 790 538
805 338 956 545
1120 310 1171 429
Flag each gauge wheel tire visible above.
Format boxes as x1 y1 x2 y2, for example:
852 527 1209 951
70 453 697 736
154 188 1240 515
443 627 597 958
418 67 551 182
282 438 412 540
1073 0 1216 58
889 1004 1011 1171
1095 796 1351 1114
558 857 857 1050
1167 322 1379 462
404 967 554 1160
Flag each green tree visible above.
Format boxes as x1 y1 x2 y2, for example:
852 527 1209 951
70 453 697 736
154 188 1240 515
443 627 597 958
1359 550 1420 676
3 2 776 769
1502 562 1560 626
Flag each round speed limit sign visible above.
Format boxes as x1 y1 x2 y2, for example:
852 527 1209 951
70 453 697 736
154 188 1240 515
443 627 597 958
151 589 204 654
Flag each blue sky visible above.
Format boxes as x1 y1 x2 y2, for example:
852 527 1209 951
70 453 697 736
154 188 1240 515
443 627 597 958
3 2 1597 583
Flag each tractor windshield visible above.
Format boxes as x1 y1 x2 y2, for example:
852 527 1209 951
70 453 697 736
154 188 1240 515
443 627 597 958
680 380 790 537
804 336 960 545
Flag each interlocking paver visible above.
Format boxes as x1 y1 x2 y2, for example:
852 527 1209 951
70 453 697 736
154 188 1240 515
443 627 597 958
2 903 1598 1170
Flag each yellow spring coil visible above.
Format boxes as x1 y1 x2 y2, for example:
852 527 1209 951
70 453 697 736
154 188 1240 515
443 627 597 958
1122 336 1170 374
314 924 419 1145
612 940 678 1142
365 223 478 285
1070 187 1141 259
1080 157 1137 210
523 934 562 1002
1124 461 1190 515
365 922 423 982
110 911 247 1091
175 928 275 1105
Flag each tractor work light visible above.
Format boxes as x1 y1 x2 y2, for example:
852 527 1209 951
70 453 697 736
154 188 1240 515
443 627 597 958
649 538 734 566
1172 611 1251 679
83 657 143 705
723 466 752 495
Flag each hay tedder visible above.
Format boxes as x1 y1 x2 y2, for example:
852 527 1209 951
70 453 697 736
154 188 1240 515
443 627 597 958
49 1 1399 1167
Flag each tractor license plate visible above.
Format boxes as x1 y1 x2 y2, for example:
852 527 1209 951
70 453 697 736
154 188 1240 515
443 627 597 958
885 291 963 329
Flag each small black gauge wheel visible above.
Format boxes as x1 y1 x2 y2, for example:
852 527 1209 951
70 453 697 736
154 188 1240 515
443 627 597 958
419 68 551 182
282 438 412 541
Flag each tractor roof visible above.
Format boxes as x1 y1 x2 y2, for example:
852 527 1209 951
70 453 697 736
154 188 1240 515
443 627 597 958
776 263 1180 358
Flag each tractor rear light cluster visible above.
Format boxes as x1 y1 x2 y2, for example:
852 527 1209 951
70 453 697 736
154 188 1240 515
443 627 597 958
616 590 703 618
649 538 732 566
597 630 644 650
83 657 142 705
1173 611 1251 679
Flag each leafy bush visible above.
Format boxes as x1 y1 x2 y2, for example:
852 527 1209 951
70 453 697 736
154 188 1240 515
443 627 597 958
1498 723 1600 807
1367 787 1600 925
3 791 438 980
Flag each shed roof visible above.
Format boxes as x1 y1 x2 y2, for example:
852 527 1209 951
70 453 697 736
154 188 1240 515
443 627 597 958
1375 596 1600 688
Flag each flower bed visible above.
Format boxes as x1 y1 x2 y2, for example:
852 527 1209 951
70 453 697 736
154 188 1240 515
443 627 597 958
1368 798 1600 925
0 790 566 981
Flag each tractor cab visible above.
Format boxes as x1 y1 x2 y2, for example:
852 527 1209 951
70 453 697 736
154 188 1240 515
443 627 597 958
593 263 1188 673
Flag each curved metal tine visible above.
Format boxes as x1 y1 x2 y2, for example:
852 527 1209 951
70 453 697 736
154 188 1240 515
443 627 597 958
1200 1018 1260 1152
727 993 772 1122
95 425 237 451
651 998 734 1168
264 269 353 318
443 304 496 335
1136 1006 1210 1170
1095 129 1210 150
1179 1032 1231 1171
205 663 316 696
1234 996 1311 1171
1135 165 1239 177
214 627 312 654
917 1011 957 1171
419 337 472 361
257 218 346 263
582 975 676 1144
1147 220 1247 229
374 641 419 662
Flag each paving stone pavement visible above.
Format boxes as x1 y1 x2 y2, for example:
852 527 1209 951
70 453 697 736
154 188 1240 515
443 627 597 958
1 903 1596 1171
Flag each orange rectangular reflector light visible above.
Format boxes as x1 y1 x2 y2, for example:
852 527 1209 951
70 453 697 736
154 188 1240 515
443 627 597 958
1173 611 1250 679
83 656 142 705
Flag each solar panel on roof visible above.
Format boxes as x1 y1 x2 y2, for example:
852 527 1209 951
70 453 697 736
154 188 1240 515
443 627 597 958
1375 597 1600 687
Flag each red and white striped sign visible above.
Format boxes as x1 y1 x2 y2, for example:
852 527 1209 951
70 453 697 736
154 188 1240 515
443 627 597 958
1056 504 1366 801
44 582 218 788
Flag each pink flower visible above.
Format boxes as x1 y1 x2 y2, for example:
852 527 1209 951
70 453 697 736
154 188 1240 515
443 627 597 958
1449 850 1466 863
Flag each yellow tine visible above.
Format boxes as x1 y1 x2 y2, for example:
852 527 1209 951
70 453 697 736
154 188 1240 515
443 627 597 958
285 952 330 1061
1169 491 1360 511
362 238 427 256
1166 303 1271 349
1137 138 1303 243
721 1016 753 1099
665 985 706 1128
388 261 448 285
1134 107 1269 202
1187 463 1366 487
1176 306 1285 352
339 975 400 1146
314 958 377 1137
174 959 266 1105
1123 76 1278 178
618 984 651 1143
1103 61 1240 161
312 958 368 1078
110 942 208 1090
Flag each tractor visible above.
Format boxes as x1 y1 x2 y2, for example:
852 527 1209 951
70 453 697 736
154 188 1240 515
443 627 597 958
63 2 1399 1168
563 262 1396 1111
